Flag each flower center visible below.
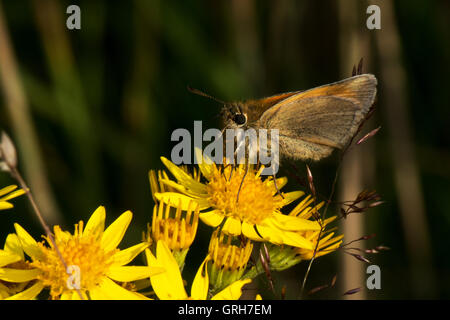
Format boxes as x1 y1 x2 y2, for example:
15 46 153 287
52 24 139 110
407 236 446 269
206 165 283 224
31 222 115 299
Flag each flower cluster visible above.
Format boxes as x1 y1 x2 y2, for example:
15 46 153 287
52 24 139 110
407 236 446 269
0 149 343 300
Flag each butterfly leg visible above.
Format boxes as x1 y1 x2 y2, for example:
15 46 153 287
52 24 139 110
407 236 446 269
228 163 235 181
272 172 285 199
236 162 249 204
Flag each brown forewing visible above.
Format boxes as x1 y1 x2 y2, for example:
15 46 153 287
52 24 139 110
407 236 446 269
253 74 377 161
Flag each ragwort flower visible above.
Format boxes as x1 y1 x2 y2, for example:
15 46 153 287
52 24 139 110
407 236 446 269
1 206 163 299
154 149 320 250
0 233 40 299
246 196 343 276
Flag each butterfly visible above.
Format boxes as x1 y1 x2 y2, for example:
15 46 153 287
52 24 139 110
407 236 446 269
190 74 377 164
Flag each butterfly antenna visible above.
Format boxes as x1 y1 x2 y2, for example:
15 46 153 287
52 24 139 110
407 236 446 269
187 86 226 105
352 57 364 76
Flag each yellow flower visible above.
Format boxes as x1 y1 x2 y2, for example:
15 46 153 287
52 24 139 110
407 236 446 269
289 196 343 260
208 230 253 292
245 196 343 277
154 149 320 250
1 206 163 300
0 234 38 299
0 185 24 211
145 240 252 300
148 171 200 252
146 171 200 267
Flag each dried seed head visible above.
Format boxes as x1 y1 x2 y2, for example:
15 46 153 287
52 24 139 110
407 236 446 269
331 274 337 287
351 58 364 76
305 165 316 198
368 201 385 208
0 132 17 169
343 287 361 296
357 126 381 145
308 284 329 296
360 234 376 241
357 58 364 75
350 253 371 263
0 161 9 172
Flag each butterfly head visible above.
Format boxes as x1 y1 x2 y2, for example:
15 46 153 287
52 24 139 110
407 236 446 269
221 103 248 128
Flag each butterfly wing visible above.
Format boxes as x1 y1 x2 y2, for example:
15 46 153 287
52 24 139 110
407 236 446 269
257 74 377 161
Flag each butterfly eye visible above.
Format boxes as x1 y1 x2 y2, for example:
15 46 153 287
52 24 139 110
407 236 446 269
233 113 247 125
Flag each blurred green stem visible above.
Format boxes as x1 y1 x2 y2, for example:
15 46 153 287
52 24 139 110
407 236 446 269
374 0 436 298
0 0 61 224
31 0 104 209
337 0 371 300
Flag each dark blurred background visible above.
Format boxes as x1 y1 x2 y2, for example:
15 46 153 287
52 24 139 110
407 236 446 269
0 0 449 299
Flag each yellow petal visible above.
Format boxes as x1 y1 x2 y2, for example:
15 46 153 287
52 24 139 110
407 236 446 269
315 232 335 246
1 189 25 201
222 217 242 236
107 265 164 282
211 279 251 300
0 251 22 267
280 191 304 206
145 242 188 300
191 257 209 300
155 192 210 211
269 213 321 231
0 185 17 197
0 202 13 210
91 277 151 300
242 222 263 241
101 210 132 252
6 282 44 300
0 268 41 282
54 229 71 242
267 176 288 194
111 242 149 266
254 225 285 245
277 231 314 250
257 221 315 248
199 210 224 228
84 206 106 237
4 233 24 260
289 195 314 217
160 179 206 198
160 157 207 195
195 147 214 180
60 290 87 300
88 286 109 300
60 291 71 300
319 234 344 250
14 224 44 260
